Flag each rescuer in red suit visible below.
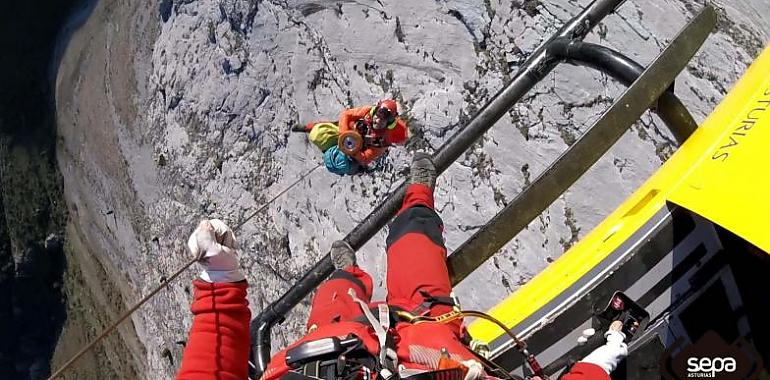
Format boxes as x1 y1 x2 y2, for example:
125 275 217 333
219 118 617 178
175 154 627 380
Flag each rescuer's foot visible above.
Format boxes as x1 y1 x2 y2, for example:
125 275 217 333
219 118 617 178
410 152 436 189
330 240 356 269
291 124 308 133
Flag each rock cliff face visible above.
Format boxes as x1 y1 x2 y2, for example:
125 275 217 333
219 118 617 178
52 0 768 378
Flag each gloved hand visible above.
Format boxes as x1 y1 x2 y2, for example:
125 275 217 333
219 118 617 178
187 219 245 283
579 321 628 374
460 359 484 380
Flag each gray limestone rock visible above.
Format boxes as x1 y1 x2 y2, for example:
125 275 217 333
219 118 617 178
54 0 769 378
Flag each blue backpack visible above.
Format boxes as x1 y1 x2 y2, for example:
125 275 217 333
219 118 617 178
323 146 356 176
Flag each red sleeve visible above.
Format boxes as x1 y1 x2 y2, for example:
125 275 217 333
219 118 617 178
338 106 372 133
389 119 408 144
176 280 251 380
560 362 610 380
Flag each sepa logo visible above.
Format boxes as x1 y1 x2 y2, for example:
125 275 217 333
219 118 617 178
660 331 763 380
686 357 736 377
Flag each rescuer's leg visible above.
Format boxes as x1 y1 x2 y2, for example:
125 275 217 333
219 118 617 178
306 241 372 330
385 153 460 329
385 185 452 317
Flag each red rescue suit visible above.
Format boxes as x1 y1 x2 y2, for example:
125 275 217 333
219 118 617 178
176 185 608 380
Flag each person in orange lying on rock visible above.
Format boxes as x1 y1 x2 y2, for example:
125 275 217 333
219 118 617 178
298 99 408 171
336 99 408 166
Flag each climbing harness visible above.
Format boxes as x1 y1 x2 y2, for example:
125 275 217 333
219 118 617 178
279 289 535 380
47 163 323 380
396 310 548 379
349 289 399 380
283 289 474 380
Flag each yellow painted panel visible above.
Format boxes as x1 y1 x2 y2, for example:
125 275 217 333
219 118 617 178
467 47 770 344
667 60 770 252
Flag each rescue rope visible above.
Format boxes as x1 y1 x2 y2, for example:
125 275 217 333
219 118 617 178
48 163 323 380
396 310 547 379
234 164 322 230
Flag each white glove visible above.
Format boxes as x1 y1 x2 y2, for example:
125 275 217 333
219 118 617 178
580 321 628 374
460 359 484 380
187 219 245 283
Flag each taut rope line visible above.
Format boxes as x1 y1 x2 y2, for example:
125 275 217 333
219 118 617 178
48 163 323 380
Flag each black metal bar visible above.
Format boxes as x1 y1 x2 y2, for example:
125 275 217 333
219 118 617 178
446 5 716 286
251 0 626 375
547 39 697 143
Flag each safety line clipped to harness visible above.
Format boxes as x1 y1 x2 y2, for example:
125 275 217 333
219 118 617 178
349 288 400 379
396 310 548 379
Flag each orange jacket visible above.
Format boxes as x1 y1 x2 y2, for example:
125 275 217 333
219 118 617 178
338 105 408 165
